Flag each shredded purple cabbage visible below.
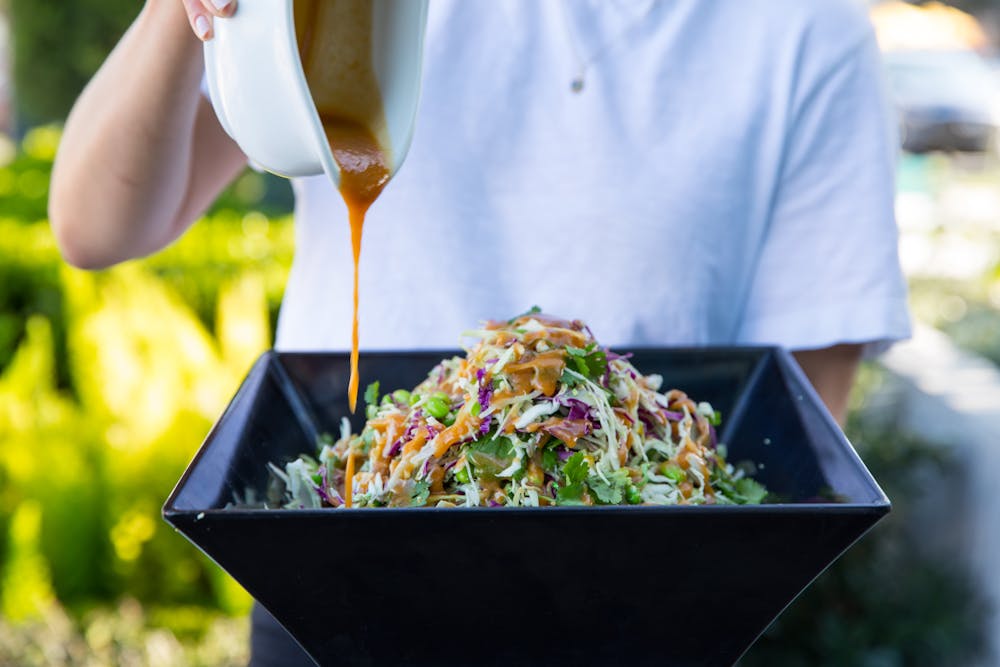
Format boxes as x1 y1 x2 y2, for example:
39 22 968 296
313 483 331 505
561 397 591 422
402 409 424 441
478 382 493 412
636 412 657 433
386 440 402 457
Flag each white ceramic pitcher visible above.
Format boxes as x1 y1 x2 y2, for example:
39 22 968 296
204 0 428 183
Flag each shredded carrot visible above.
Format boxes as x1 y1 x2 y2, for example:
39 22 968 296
344 451 356 509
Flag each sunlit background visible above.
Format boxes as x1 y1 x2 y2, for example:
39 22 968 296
1 1 999 665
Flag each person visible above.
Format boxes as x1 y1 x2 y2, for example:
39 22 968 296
49 0 911 663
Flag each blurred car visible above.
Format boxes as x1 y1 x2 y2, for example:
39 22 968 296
883 50 998 154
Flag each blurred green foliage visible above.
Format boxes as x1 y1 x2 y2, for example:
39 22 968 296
0 126 293 389
8 0 140 126
0 126 292 662
910 277 1000 367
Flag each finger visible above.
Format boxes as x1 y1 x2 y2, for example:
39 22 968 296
181 0 214 41
199 0 237 18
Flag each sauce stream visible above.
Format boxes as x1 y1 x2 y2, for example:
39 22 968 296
324 120 390 412
295 0 393 412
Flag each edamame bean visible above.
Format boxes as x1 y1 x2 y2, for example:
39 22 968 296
660 463 686 484
425 396 449 420
626 483 643 505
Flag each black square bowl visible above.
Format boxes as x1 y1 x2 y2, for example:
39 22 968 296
163 348 888 667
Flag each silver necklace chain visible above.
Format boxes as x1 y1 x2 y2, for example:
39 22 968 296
559 1 656 93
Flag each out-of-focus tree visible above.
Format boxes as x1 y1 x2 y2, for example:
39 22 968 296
8 0 139 126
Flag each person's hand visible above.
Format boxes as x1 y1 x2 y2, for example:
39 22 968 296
182 0 237 41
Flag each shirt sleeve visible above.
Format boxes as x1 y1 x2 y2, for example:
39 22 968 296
736 18 911 357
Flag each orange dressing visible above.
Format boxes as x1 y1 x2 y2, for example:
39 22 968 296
295 0 393 414
344 451 356 508
433 401 483 457
326 121 390 413
506 350 567 397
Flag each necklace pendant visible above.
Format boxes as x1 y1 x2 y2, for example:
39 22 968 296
570 76 584 93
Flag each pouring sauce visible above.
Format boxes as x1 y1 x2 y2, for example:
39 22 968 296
295 0 392 413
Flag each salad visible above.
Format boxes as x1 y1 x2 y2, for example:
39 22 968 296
268 309 768 509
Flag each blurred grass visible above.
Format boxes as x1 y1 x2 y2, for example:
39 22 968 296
0 599 249 666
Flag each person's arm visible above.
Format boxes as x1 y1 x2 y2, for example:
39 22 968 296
793 343 862 426
49 0 245 270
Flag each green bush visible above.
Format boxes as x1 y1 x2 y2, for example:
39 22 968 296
0 273 269 616
0 127 295 645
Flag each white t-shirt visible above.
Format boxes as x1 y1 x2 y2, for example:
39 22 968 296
273 0 911 353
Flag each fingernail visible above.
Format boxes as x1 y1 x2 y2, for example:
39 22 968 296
212 0 232 10
194 15 211 39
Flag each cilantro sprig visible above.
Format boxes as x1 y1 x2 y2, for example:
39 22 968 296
555 452 590 505
564 343 608 383
410 481 431 507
